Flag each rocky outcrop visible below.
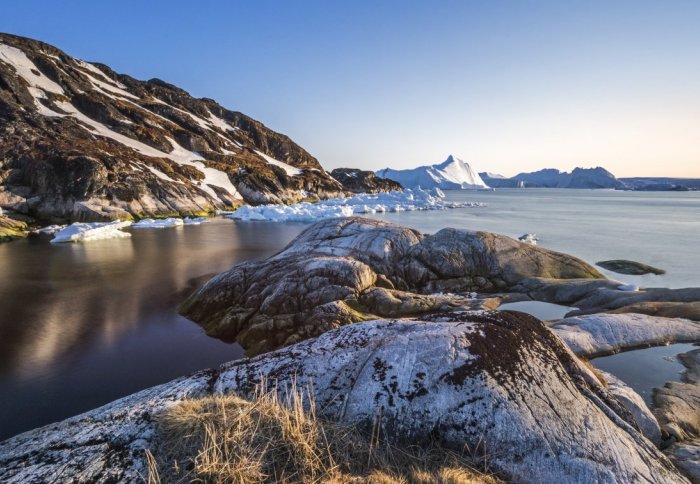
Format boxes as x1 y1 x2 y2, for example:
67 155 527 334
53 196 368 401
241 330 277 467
509 277 700 322
0 312 687 483
0 209 26 241
180 217 604 354
597 259 666 275
601 370 663 445
330 168 402 193
654 349 700 442
0 33 344 223
654 349 700 481
550 313 700 357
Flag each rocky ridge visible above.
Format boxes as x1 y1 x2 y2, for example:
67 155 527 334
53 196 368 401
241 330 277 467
0 33 345 223
180 217 603 354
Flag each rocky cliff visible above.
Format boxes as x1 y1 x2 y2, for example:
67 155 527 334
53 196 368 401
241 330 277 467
0 33 345 222
330 168 402 193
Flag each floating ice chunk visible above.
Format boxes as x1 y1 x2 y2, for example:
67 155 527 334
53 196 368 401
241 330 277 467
518 233 539 245
50 221 132 243
183 217 207 225
132 217 184 228
32 224 66 235
226 188 485 222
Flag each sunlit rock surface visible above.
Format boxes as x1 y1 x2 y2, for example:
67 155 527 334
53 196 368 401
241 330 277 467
180 217 604 354
0 312 686 483
550 313 700 357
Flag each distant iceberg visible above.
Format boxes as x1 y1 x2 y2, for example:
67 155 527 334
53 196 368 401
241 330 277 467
50 221 132 243
225 188 484 222
376 155 490 190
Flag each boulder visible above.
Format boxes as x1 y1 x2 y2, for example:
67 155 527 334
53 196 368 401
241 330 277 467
0 312 687 483
180 217 604 354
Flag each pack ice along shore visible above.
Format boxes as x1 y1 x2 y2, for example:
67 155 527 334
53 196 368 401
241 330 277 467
2 217 699 483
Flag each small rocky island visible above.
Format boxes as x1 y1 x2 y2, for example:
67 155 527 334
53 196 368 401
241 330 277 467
2 217 699 483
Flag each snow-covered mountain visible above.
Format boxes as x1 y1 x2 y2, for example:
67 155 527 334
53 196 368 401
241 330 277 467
376 155 489 190
0 34 346 222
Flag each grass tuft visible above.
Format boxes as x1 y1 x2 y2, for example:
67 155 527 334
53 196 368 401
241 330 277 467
147 381 498 483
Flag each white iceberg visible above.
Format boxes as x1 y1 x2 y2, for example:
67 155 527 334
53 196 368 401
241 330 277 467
50 221 132 243
376 155 490 190
183 217 207 225
132 217 184 228
226 188 484 222
32 224 66 236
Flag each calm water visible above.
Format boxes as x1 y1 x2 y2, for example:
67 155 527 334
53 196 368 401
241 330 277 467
369 188 700 289
593 343 698 405
0 189 698 440
0 219 306 440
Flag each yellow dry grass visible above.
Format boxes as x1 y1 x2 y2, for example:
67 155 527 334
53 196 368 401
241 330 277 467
147 382 498 484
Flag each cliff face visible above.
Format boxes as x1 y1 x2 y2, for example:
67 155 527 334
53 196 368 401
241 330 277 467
330 168 402 193
0 33 344 222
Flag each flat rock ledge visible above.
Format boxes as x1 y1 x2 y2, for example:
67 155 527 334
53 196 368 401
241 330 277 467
550 313 700 358
180 216 604 354
0 312 687 483
508 277 700 322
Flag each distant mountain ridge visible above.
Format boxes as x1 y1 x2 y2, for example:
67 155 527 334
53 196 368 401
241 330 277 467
376 155 489 189
481 168 699 191
481 167 625 189
0 33 347 222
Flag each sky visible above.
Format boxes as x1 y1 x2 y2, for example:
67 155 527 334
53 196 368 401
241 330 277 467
2 1 699 177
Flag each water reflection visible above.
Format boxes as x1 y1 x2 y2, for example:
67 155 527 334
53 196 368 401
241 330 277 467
0 218 306 439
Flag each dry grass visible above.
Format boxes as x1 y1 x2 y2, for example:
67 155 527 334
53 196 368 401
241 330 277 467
147 382 498 484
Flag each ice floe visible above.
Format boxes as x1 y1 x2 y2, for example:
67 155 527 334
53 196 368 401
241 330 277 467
132 217 184 228
132 216 208 228
224 188 484 222
50 221 132 243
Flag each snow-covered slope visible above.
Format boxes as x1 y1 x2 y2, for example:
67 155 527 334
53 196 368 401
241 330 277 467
0 33 344 222
376 155 489 189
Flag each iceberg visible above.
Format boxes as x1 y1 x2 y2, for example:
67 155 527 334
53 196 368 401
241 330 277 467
132 217 184 228
376 155 489 190
50 221 132 243
226 188 484 222
183 217 207 225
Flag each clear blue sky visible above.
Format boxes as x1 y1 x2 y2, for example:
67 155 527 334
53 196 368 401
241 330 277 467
2 1 699 176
